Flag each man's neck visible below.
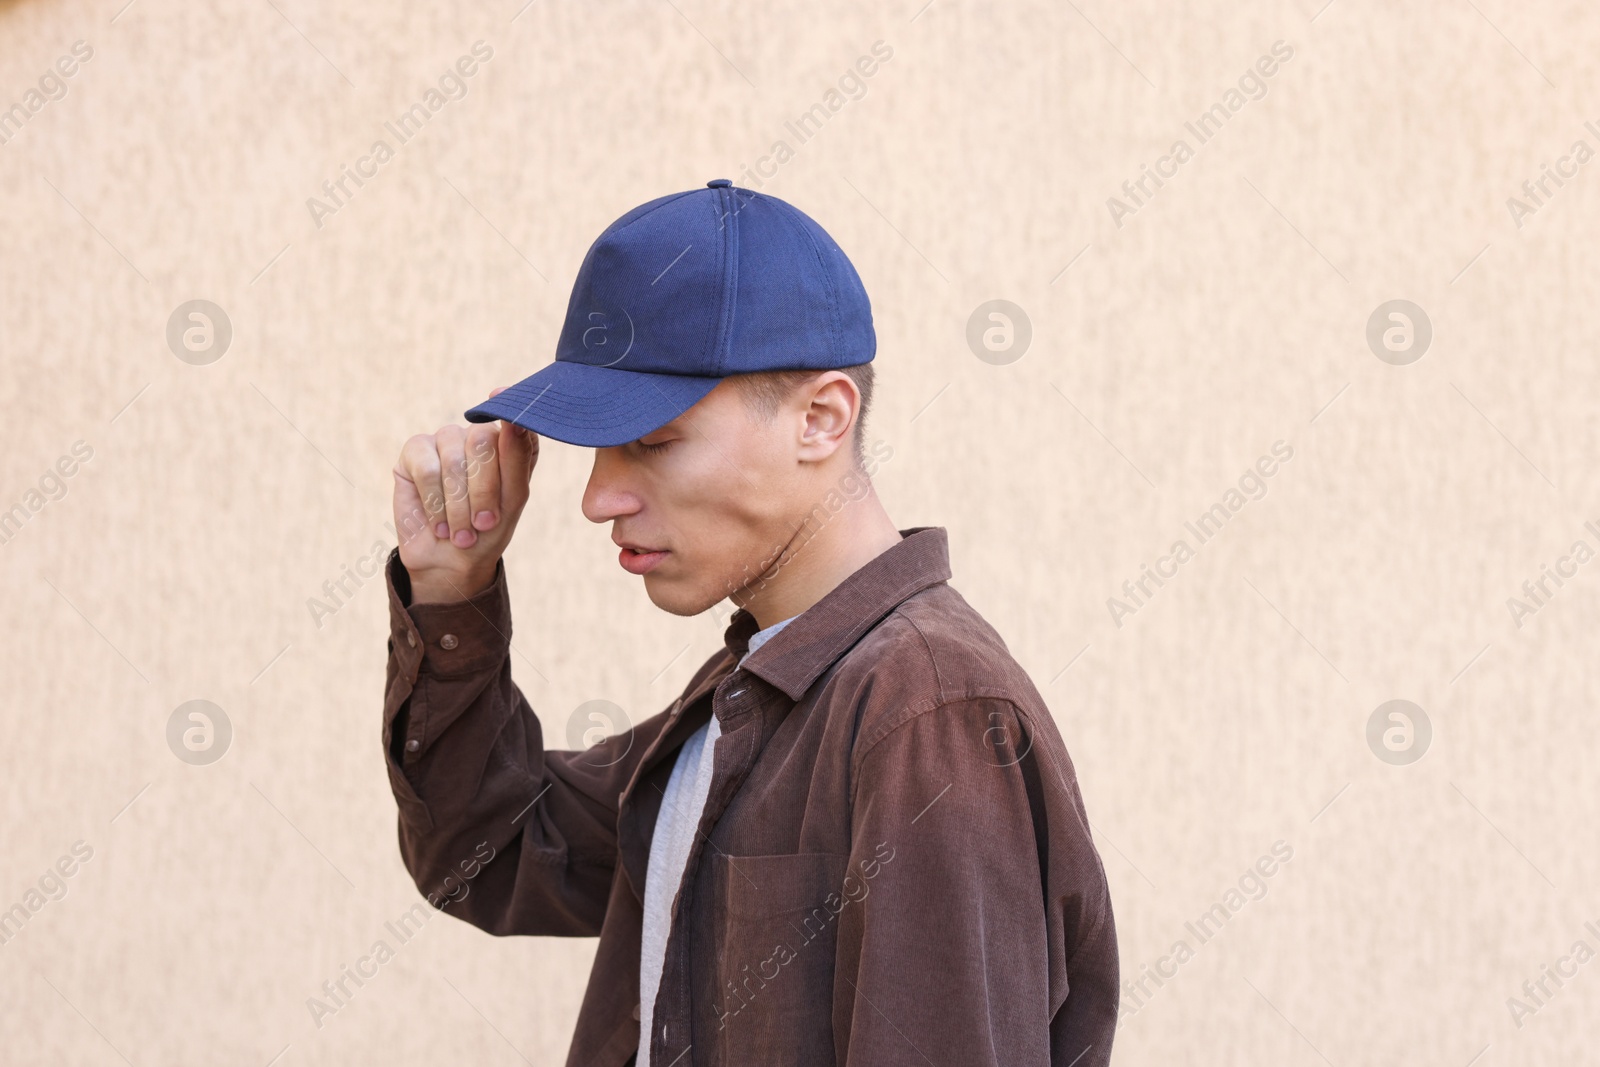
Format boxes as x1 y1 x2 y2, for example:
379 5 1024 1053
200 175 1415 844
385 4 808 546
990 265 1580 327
733 485 904 630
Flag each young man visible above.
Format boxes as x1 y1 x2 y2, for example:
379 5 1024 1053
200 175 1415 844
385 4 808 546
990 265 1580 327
381 180 1119 1066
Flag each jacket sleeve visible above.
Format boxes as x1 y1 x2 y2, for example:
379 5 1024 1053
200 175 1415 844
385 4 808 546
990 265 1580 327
381 547 663 937
834 696 1119 1067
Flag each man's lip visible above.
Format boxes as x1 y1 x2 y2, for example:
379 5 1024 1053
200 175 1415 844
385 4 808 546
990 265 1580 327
618 547 669 575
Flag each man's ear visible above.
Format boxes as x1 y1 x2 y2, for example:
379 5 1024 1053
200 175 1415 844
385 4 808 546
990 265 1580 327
798 373 859 461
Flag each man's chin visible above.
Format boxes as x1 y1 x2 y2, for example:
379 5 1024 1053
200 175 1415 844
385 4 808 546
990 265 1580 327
641 575 719 619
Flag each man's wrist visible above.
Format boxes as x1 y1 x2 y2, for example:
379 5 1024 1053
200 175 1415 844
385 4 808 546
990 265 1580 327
408 563 499 605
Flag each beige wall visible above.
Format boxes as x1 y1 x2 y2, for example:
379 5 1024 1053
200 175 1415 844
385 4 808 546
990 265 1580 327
2 0 1596 1062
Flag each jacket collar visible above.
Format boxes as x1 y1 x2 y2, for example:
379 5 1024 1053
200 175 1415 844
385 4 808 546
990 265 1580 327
720 526 952 701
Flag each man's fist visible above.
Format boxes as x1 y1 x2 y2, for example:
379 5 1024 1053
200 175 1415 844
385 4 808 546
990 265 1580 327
392 387 539 604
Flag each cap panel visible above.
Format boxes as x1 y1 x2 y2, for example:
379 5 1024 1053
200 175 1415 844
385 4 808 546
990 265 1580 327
555 191 723 376
781 198 875 365
724 193 841 372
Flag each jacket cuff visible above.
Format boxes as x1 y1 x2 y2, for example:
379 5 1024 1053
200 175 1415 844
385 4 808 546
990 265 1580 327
385 548 512 678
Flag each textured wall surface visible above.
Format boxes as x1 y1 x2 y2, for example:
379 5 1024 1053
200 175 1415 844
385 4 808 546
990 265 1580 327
2 0 1597 1063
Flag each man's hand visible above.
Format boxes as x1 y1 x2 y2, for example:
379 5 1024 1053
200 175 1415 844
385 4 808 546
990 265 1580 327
393 387 539 604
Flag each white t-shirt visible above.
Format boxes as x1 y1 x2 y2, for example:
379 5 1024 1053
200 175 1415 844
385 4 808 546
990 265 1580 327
637 614 795 1064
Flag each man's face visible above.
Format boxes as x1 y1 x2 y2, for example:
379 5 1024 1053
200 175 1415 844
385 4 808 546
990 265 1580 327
580 378 810 617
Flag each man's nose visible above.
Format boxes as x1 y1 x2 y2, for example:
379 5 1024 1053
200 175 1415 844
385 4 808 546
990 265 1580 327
581 447 640 525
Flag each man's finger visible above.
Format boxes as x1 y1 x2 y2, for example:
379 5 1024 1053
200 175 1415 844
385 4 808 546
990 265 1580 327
400 433 448 542
391 462 431 550
433 425 475 546
499 417 537 497
465 423 502 531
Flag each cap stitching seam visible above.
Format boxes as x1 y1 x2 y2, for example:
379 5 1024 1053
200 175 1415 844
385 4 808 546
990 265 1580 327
696 191 727 377
715 187 740 376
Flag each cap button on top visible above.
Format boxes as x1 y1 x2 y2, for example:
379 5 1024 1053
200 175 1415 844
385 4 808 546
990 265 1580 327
706 178 732 188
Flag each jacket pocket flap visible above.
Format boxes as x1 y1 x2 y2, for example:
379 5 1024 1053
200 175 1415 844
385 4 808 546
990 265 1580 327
719 851 850 919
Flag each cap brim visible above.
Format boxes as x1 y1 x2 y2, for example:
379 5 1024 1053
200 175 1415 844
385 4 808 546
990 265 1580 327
464 360 723 447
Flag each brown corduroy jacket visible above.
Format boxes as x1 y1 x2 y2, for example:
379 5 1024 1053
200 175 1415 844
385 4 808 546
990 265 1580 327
382 525 1119 1066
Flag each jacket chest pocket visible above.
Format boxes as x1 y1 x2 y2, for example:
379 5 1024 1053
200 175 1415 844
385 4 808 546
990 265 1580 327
709 851 850 1066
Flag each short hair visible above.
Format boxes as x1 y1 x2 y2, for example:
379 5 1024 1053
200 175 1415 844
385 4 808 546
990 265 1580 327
730 363 875 467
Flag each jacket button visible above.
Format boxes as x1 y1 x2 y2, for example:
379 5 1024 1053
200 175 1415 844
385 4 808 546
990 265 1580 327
439 633 459 650
405 739 420 753
405 630 417 648
632 1002 641 1020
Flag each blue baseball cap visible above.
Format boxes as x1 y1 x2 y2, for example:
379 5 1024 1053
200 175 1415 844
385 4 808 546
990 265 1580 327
464 179 875 447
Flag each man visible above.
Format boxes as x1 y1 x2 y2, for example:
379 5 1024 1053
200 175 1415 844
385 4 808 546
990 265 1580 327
381 179 1119 1065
